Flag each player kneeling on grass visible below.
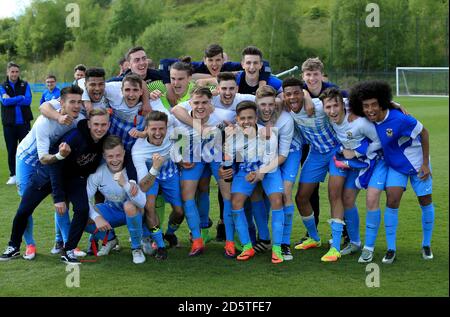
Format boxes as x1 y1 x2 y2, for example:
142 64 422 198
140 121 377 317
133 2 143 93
227 101 283 263
133 110 183 260
349 80 435 263
84 136 147 264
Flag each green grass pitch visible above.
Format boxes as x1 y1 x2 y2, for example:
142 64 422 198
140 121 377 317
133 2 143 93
0 94 448 297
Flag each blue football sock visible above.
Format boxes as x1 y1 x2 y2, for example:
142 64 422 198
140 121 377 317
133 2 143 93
54 212 62 243
384 207 399 251
150 226 165 248
264 196 271 214
183 200 201 239
244 201 257 244
344 206 360 245
252 200 270 241
126 213 143 250
23 216 35 246
55 210 71 243
232 208 251 246
302 214 320 241
282 205 295 245
331 220 344 251
166 222 180 235
421 203 435 247
198 191 210 228
271 209 284 247
365 209 381 249
223 199 235 241
142 223 152 238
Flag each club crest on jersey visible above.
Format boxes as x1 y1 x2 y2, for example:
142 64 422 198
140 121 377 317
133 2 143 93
386 128 393 137
346 131 353 139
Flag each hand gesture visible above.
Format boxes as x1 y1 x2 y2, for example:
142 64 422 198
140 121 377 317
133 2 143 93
342 149 356 159
58 114 74 126
54 201 67 215
58 142 71 158
113 171 126 187
149 90 163 100
418 164 431 180
94 216 112 232
152 153 164 170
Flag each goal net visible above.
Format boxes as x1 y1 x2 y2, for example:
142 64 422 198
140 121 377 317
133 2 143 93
396 67 449 97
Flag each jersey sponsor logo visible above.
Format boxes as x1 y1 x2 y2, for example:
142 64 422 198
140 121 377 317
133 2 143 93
386 128 393 137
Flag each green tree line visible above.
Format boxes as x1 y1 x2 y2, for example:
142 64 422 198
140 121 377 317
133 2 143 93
0 0 447 82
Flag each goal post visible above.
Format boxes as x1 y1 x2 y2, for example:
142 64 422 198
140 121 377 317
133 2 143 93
396 67 449 97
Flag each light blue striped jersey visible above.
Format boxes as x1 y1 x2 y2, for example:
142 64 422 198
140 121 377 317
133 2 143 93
132 134 177 181
17 109 84 166
290 98 339 153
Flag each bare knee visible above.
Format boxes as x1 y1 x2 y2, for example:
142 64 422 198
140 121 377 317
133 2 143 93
419 194 432 206
124 202 138 217
269 193 283 210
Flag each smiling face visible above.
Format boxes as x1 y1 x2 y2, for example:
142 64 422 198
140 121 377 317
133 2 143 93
236 108 257 129
241 55 262 82
129 50 149 79
88 114 110 142
323 97 345 124
218 80 238 106
170 68 191 96
362 98 386 122
7 66 20 82
256 96 276 122
86 76 106 103
189 93 212 121
122 81 142 107
302 70 323 93
146 120 167 146
61 93 82 119
45 77 56 91
74 69 85 80
104 145 125 173
283 86 304 113
204 53 224 77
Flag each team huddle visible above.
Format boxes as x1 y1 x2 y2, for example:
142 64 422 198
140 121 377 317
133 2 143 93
0 44 435 265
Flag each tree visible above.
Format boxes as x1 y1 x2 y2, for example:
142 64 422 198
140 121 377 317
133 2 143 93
136 20 185 62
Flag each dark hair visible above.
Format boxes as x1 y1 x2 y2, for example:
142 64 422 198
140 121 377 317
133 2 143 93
171 61 194 76
319 87 344 105
122 74 143 89
204 44 224 58
60 85 83 100
179 56 192 64
126 46 146 61
85 67 106 81
103 135 124 152
236 100 257 115
217 72 236 84
73 64 87 73
46 75 57 81
241 46 263 59
118 57 127 66
191 86 212 99
145 111 168 127
282 77 304 90
349 80 393 117
7 62 20 70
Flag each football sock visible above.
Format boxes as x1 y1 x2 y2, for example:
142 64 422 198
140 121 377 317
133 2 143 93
183 200 201 239
365 209 381 250
384 207 399 251
421 203 435 247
